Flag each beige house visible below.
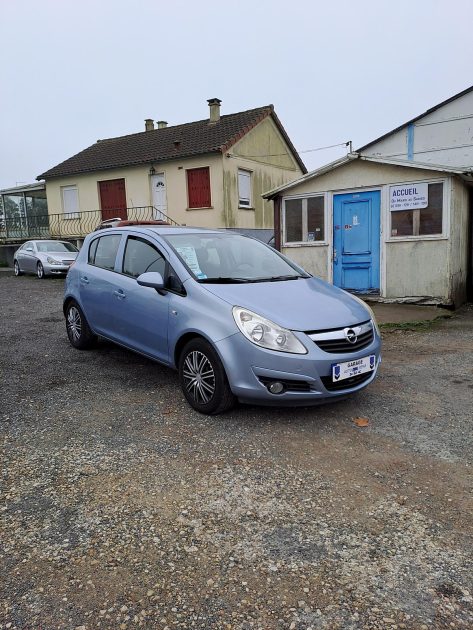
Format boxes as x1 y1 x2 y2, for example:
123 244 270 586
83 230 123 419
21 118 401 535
37 99 305 237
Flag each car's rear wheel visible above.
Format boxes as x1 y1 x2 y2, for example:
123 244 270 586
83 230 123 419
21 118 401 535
65 301 97 350
178 338 235 415
37 262 45 279
14 260 23 276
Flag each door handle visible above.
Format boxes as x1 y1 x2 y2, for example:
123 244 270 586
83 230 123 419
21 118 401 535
114 289 126 299
333 248 338 264
80 276 90 284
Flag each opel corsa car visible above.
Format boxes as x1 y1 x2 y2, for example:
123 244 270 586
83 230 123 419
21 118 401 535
14 240 79 278
64 226 381 414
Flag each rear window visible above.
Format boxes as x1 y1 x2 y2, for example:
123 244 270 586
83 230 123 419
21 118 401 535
88 234 121 270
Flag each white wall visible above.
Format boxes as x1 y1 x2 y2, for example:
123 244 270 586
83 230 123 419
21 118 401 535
361 90 473 169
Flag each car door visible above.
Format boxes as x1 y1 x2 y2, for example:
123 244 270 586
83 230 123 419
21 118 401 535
19 242 35 272
111 235 171 363
78 233 123 336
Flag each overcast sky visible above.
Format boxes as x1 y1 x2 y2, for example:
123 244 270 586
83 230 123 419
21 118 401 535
1 0 472 189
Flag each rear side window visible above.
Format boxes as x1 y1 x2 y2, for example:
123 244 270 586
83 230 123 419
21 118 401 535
88 234 121 270
123 236 166 278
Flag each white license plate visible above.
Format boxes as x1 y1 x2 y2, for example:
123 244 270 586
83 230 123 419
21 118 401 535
332 355 376 382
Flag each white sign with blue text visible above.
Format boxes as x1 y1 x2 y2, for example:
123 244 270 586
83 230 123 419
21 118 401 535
389 183 428 211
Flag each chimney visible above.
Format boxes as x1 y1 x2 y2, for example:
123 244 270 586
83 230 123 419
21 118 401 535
157 120 168 129
207 98 222 123
145 118 154 132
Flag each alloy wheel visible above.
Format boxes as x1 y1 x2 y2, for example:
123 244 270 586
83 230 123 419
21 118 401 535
66 306 82 342
183 350 216 404
37 262 44 279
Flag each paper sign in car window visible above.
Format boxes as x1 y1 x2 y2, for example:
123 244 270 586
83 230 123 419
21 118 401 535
175 245 207 279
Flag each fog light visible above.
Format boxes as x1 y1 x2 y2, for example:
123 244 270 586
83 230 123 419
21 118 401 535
268 381 284 394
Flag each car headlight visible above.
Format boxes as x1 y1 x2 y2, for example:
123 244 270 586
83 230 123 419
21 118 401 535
350 295 380 335
233 306 307 354
46 257 62 265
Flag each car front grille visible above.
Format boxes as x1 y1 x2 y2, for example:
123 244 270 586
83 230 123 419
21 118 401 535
307 320 374 354
321 371 372 391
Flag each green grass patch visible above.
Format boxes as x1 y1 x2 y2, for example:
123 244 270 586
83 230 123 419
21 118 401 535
380 314 452 332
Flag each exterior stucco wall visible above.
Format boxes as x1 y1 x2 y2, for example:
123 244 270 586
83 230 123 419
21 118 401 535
384 240 449 299
361 90 473 168
281 245 329 280
274 161 466 303
44 154 226 233
223 117 303 228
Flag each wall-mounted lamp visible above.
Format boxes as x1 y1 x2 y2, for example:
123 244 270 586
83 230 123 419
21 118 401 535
149 165 156 175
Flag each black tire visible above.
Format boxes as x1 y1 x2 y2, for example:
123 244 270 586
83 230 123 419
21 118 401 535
65 301 97 350
37 261 45 279
178 338 235 415
14 260 23 276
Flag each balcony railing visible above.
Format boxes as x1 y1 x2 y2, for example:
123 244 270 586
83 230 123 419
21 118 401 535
0 206 179 243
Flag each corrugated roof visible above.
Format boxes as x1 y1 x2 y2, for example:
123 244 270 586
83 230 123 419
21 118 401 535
262 153 473 199
37 105 306 179
0 182 46 195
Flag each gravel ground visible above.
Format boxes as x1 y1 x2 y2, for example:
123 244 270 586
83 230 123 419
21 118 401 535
1 274 472 630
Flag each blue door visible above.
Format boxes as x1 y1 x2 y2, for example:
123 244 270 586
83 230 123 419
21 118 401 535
333 191 380 292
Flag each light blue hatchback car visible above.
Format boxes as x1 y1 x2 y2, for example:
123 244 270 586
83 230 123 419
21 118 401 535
64 225 381 414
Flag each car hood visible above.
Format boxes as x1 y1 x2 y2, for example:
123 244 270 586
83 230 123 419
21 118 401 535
201 277 371 331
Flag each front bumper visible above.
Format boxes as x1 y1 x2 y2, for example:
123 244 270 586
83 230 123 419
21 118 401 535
215 329 381 406
43 263 73 275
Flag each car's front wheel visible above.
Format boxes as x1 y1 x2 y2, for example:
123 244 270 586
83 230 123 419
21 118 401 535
178 338 235 415
37 262 45 279
65 301 97 350
14 260 23 276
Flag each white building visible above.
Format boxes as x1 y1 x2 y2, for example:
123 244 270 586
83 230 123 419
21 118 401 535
264 86 473 307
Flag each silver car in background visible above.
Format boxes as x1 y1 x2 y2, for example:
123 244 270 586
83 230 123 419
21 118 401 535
14 240 79 278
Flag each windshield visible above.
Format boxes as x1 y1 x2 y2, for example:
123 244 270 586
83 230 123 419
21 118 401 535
36 241 78 253
164 233 309 282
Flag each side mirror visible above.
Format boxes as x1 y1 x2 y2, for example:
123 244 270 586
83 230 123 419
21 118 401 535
137 271 165 290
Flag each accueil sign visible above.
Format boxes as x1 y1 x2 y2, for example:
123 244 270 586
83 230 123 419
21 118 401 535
389 183 428 211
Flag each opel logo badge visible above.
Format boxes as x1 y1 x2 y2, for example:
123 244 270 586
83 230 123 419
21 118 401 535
345 328 358 344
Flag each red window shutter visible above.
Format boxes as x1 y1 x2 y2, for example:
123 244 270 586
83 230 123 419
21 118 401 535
187 167 211 208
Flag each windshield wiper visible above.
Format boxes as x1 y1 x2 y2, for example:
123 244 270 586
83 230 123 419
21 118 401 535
265 275 305 282
199 277 252 284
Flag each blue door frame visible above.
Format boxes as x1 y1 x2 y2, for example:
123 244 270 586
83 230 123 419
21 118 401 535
333 190 380 292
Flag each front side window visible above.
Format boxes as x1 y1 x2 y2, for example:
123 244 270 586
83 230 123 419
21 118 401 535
187 167 211 209
61 185 79 218
284 196 325 244
238 169 252 208
123 236 166 278
391 183 443 237
88 234 121 270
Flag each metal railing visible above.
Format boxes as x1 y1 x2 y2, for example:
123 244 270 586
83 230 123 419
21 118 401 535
0 206 179 243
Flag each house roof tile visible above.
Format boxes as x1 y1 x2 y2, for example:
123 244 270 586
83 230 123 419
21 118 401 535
38 105 306 179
